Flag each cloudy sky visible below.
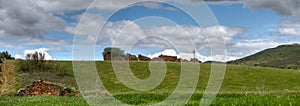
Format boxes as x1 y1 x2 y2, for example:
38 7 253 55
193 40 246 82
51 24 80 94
0 0 299 62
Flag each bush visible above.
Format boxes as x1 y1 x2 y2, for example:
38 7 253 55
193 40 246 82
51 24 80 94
16 51 68 74
286 64 298 70
0 59 2 63
16 51 50 72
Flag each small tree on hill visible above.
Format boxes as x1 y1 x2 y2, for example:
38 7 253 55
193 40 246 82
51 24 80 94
0 51 15 60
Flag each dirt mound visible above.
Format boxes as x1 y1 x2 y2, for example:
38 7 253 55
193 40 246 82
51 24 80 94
15 80 77 96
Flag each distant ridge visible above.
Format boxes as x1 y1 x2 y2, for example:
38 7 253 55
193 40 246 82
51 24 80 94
228 43 300 69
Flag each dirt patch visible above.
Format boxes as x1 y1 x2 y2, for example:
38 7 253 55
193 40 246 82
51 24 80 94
0 61 16 95
15 80 78 96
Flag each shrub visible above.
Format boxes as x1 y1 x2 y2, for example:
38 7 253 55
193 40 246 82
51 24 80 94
286 64 298 70
16 51 68 74
16 51 50 72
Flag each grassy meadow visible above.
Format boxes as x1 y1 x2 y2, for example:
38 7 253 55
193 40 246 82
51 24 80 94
1 61 300 105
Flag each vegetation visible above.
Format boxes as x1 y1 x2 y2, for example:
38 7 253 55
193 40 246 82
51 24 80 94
228 44 300 69
0 51 15 61
102 47 125 56
1 61 299 105
15 61 74 92
16 51 69 74
16 51 48 72
287 64 298 70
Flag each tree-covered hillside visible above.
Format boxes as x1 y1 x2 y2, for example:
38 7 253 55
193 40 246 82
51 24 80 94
228 44 300 69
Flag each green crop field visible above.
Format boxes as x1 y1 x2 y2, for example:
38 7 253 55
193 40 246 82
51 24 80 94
1 61 300 105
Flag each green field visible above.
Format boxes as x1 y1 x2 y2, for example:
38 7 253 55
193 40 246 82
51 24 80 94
1 61 300 105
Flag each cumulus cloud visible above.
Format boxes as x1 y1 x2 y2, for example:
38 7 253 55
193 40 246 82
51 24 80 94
14 54 22 59
231 39 284 57
0 37 69 50
0 0 66 37
189 0 300 19
34 0 175 12
243 0 300 19
33 0 92 12
234 39 280 49
65 13 106 43
147 49 238 62
101 22 243 53
147 49 178 58
24 48 54 60
278 21 300 36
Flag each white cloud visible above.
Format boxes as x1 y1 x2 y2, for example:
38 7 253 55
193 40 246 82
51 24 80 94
147 49 238 62
243 0 300 19
93 20 243 53
232 39 285 58
234 39 280 49
92 0 176 11
278 21 300 36
0 0 66 37
32 0 175 12
147 49 178 58
14 54 22 59
24 48 54 60
65 13 106 36
33 0 92 12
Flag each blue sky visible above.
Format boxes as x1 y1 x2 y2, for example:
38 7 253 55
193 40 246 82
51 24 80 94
0 0 299 61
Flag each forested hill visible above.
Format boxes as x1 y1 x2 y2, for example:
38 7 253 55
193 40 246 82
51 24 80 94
228 44 300 69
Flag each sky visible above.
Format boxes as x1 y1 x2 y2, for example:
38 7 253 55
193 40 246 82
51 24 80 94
0 0 299 62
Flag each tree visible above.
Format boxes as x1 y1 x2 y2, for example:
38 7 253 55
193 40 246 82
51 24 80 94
102 47 126 61
0 51 14 60
102 47 125 56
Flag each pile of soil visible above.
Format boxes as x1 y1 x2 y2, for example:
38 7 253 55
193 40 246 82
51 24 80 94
15 80 76 96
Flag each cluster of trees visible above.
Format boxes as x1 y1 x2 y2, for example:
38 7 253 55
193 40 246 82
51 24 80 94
0 51 15 63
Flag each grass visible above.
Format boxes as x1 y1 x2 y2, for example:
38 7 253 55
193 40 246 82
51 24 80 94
1 94 300 105
228 44 300 69
0 96 87 106
1 61 300 105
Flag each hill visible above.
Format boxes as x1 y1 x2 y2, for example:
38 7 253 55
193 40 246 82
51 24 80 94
1 61 300 105
228 44 300 69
